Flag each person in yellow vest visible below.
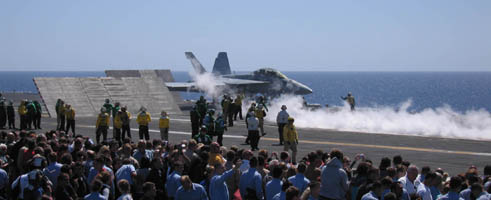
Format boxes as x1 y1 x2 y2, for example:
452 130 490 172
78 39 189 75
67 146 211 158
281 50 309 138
114 108 124 145
255 104 267 136
18 100 28 130
57 100 66 131
119 106 132 140
159 111 170 141
341 92 356 111
65 104 76 136
136 107 151 140
233 94 244 120
283 117 298 164
96 107 110 144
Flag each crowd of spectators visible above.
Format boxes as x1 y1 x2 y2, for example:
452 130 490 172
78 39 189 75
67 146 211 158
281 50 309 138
0 129 489 200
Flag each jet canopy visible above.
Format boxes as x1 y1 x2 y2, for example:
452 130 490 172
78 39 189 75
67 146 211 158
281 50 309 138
253 68 288 79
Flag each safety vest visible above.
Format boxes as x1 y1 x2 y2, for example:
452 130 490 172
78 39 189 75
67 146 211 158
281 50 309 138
96 113 110 128
283 124 298 143
159 116 170 128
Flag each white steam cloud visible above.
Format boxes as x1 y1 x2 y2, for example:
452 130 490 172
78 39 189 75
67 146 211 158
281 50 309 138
264 95 491 141
188 71 224 99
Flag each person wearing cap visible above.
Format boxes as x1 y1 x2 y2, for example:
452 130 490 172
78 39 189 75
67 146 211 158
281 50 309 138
190 105 201 138
25 100 36 129
194 126 212 146
33 100 42 129
255 104 267 136
221 95 231 124
119 106 132 140
276 105 289 145
283 117 298 163
65 104 76 136
136 107 151 140
96 107 110 144
102 99 113 116
196 96 208 125
203 109 216 139
214 113 227 146
247 111 260 151
239 156 263 200
233 93 244 121
111 102 121 138
113 108 124 145
18 99 28 130
6 100 15 129
341 92 356 111
159 111 170 141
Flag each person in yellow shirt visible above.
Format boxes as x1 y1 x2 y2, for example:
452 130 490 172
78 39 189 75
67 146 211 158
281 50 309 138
159 111 170 141
136 107 151 140
96 107 110 144
119 106 132 140
255 104 267 136
57 100 66 131
18 100 28 130
283 117 298 163
114 108 124 144
233 94 244 120
65 104 76 136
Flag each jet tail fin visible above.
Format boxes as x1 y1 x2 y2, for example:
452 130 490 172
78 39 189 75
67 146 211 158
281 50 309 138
212 52 232 75
185 52 207 74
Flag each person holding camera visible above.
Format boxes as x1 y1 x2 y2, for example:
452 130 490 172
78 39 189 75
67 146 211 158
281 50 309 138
283 117 298 164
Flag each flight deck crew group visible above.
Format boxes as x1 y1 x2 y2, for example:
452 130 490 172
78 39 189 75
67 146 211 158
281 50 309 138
3 94 301 155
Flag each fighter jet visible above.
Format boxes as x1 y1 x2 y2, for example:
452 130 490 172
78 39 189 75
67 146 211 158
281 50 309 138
165 52 313 96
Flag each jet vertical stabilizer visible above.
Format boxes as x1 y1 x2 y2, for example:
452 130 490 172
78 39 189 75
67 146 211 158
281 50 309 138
185 52 207 74
212 52 232 75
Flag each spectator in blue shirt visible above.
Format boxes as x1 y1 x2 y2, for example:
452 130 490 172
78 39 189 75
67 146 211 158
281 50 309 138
288 162 310 194
361 181 383 200
84 179 106 200
209 161 241 200
176 175 209 200
266 166 284 200
272 181 293 200
87 156 113 185
43 152 62 188
133 140 153 163
115 158 136 185
239 156 263 200
0 167 7 192
437 176 463 200
166 161 184 199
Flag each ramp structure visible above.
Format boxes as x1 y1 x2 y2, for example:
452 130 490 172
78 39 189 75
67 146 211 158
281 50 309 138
34 70 182 117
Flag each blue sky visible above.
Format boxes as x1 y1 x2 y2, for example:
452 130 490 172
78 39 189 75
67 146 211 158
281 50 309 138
1 0 490 71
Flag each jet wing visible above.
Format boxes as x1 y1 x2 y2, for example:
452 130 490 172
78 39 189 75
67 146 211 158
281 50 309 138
218 78 267 85
165 78 267 92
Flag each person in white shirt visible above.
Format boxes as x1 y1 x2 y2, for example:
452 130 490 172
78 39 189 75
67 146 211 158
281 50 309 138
247 112 260 151
417 172 437 200
398 165 420 195
276 105 289 145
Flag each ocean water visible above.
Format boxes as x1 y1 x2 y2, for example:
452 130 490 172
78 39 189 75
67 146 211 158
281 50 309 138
1 71 490 112
1 71 490 140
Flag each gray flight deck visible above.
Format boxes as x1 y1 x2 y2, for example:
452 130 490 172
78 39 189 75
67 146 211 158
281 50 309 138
33 70 182 117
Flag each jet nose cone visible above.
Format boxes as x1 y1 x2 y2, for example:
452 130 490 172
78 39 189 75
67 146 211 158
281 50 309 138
291 80 313 95
300 85 313 95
